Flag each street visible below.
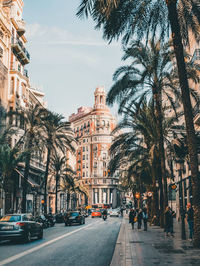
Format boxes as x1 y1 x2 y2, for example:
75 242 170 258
0 217 121 266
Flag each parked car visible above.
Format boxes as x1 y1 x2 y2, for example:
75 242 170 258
91 210 102 218
35 215 50 229
64 211 85 226
109 209 120 217
0 214 43 243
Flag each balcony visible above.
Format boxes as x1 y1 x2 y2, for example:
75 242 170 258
17 20 26 36
11 38 30 65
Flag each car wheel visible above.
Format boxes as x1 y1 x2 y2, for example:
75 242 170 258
24 231 31 243
38 229 43 240
65 223 68 226
92 216 94 218
83 219 85 224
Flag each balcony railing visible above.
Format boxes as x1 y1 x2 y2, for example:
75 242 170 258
11 37 30 65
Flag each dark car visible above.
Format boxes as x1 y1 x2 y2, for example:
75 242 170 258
0 214 43 243
64 211 85 226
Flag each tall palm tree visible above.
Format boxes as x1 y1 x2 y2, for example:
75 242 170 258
107 40 180 221
0 144 27 213
12 104 45 213
42 111 75 214
77 0 200 247
109 100 177 224
50 153 74 213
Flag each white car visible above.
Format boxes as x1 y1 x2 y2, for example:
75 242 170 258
109 209 120 217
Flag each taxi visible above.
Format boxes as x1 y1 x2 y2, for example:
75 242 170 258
91 210 102 218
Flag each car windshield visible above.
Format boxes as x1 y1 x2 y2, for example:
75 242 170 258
93 211 100 213
0 215 21 222
70 213 79 217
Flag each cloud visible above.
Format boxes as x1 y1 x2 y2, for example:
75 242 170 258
26 23 120 47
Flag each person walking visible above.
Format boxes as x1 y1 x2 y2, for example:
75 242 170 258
186 203 194 241
142 208 148 231
164 206 174 237
129 208 136 230
137 209 143 230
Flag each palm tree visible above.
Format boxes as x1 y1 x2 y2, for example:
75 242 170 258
0 144 27 213
107 40 180 221
109 100 177 224
42 111 75 214
77 0 200 247
50 153 74 213
12 104 45 213
61 174 76 211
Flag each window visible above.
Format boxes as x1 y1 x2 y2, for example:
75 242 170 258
86 154 88 160
83 155 85 160
83 164 85 169
102 120 105 126
103 153 106 159
103 161 106 168
86 172 88 177
86 146 88 151
86 163 88 168
83 147 85 152
10 77 14 95
83 172 85 177
83 139 85 143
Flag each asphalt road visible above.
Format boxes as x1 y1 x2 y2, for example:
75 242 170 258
0 216 121 266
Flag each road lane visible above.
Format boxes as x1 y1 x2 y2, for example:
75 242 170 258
0 217 121 266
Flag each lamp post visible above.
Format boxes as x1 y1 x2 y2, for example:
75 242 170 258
176 159 186 240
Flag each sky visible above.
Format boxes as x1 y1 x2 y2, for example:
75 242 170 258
23 0 123 119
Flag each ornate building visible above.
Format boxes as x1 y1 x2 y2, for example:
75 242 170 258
69 87 120 208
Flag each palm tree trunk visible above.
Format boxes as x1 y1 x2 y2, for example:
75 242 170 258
22 138 32 213
167 0 200 248
55 174 58 213
153 89 167 226
44 148 51 214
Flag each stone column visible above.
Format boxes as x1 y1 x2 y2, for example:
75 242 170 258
107 188 110 204
99 188 102 204
112 188 117 208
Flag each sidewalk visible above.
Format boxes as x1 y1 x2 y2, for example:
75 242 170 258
111 213 200 266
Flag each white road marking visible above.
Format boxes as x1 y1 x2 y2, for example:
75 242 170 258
0 221 100 266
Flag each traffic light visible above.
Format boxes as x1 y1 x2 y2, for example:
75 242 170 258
169 183 177 190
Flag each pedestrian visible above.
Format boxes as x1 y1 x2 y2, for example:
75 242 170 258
164 206 174 237
120 207 123 217
129 208 136 229
142 208 148 231
137 209 143 230
186 203 194 241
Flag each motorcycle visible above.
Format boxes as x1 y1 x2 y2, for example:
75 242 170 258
102 214 107 221
45 213 56 227
35 215 49 229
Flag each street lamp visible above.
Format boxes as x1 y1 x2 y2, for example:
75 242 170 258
176 159 186 240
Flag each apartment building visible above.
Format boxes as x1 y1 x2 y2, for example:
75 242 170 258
0 0 47 216
69 87 120 208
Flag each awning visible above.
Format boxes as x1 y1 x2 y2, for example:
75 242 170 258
15 169 40 188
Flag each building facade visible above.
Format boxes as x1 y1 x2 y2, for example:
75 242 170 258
0 0 47 216
69 87 120 208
